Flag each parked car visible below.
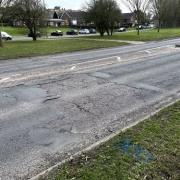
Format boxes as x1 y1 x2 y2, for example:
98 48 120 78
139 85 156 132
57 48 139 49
136 25 150 30
79 29 90 34
89 28 96 34
28 31 41 38
66 29 78 35
51 30 63 36
148 24 155 28
117 27 126 32
136 25 144 30
0 31 12 40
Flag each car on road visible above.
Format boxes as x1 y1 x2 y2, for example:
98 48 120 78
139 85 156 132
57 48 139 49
28 31 41 38
79 29 90 34
136 25 149 30
148 24 155 28
51 30 63 36
0 31 12 40
89 28 96 34
66 29 78 35
117 27 126 32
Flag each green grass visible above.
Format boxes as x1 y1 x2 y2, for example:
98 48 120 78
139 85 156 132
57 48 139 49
1 27 180 41
44 101 180 180
0 39 127 60
83 28 180 41
0 26 76 36
42 27 74 34
0 26 28 36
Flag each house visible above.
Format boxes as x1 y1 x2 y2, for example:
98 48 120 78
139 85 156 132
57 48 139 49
47 8 86 27
121 13 135 27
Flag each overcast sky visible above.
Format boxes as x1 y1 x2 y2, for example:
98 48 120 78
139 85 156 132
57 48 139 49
45 0 129 13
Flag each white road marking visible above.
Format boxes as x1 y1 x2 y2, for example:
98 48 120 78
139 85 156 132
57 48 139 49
70 66 76 70
144 50 151 54
0 77 10 83
117 56 122 62
1 45 180 85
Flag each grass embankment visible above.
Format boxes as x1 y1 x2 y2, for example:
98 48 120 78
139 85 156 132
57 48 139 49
84 28 180 41
0 26 74 36
44 101 180 180
0 39 127 60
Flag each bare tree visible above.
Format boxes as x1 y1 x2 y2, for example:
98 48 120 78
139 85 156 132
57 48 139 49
11 0 46 41
0 0 12 47
85 0 121 36
123 0 151 35
151 0 166 32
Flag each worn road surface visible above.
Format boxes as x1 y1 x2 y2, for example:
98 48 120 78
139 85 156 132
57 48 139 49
0 38 180 180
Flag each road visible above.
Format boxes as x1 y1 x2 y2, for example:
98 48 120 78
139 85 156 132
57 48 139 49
0 38 180 180
11 29 136 42
12 33 100 41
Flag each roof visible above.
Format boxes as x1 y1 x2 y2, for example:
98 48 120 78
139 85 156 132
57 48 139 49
122 13 134 19
47 9 85 21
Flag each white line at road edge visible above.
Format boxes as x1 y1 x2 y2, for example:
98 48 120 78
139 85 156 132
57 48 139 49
0 77 10 83
29 98 180 180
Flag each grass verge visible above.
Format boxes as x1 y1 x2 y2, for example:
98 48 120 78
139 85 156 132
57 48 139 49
0 39 127 60
44 101 180 180
83 28 180 41
0 26 76 36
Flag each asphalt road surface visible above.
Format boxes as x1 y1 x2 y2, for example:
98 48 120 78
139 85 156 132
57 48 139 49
0 38 180 180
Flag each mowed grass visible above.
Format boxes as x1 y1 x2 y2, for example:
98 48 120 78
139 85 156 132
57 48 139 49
0 26 76 36
84 28 180 41
0 39 127 60
43 101 180 180
0 26 28 36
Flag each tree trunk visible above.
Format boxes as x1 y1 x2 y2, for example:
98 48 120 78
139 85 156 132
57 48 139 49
106 28 110 36
137 20 140 35
110 28 113 36
0 31 3 47
99 27 104 37
32 34 37 41
33 26 37 41
158 20 160 33
137 14 140 36
100 31 104 36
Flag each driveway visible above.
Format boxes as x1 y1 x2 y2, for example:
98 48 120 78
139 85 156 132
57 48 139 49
0 38 180 179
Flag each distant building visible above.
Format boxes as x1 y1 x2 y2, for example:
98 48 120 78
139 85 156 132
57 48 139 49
121 13 135 27
47 8 86 27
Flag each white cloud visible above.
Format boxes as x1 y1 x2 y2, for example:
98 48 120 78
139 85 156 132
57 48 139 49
45 0 129 12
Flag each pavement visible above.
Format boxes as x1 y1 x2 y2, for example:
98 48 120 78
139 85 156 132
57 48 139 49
0 38 180 180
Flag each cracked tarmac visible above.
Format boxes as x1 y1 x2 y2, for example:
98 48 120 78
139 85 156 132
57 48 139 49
0 38 180 179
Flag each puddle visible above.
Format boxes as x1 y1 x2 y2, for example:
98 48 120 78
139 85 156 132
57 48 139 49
115 138 153 163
